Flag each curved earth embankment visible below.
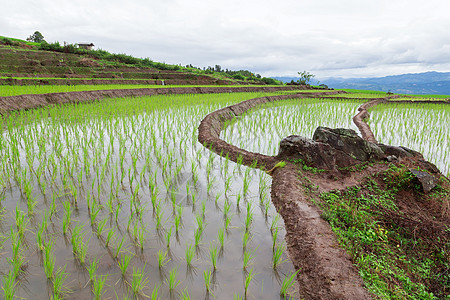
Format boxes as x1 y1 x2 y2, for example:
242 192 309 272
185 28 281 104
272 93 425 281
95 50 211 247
352 97 450 143
198 91 345 170
198 91 378 299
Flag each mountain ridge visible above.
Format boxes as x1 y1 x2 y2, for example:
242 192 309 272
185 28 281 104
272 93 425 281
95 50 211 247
273 71 450 95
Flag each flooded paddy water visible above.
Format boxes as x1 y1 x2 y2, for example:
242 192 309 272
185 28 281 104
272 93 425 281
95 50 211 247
221 98 364 155
0 92 302 299
368 102 450 176
5 92 447 299
3 91 447 299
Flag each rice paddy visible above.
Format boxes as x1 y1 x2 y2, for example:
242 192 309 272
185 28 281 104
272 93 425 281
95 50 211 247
222 98 364 155
1 88 449 299
0 91 302 299
368 102 450 176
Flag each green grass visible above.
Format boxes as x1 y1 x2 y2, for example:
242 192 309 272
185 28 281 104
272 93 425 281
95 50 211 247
312 164 449 299
0 36 40 46
339 88 387 95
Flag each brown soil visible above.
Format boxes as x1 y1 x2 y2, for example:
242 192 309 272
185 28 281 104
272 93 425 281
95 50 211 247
271 164 374 299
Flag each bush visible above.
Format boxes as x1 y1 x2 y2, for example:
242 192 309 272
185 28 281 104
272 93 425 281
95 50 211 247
232 74 245 80
261 77 279 85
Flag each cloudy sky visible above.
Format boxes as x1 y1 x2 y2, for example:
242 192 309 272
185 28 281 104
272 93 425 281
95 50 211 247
2 0 450 78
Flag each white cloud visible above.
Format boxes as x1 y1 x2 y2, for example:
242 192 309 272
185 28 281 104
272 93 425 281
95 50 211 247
2 0 450 78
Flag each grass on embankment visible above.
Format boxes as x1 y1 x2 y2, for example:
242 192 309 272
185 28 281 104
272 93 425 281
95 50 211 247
298 162 450 299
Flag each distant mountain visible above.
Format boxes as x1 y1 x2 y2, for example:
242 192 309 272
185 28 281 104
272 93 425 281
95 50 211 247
273 71 450 95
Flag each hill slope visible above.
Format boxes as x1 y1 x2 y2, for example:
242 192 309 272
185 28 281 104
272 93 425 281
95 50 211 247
0 36 280 86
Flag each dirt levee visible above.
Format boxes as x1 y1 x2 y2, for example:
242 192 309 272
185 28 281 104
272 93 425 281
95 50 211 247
198 90 376 299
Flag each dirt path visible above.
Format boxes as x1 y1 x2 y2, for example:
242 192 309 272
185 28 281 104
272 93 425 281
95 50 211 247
271 164 373 299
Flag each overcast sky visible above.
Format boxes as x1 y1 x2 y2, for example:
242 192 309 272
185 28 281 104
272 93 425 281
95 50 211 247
2 0 450 78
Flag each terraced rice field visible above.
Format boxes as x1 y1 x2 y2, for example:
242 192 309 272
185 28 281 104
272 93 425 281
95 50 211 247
0 92 300 299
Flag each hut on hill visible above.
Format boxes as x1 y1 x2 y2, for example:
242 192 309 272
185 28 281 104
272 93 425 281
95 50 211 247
78 43 95 50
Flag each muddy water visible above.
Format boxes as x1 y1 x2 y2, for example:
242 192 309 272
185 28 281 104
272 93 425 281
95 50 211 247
0 93 297 299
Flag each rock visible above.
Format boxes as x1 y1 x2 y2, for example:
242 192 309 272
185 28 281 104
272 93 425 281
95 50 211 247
278 127 385 170
386 155 398 162
378 144 424 159
313 127 384 162
278 135 351 170
409 169 439 193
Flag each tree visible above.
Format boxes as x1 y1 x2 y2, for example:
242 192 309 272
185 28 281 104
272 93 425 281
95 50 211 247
26 31 45 43
297 71 315 85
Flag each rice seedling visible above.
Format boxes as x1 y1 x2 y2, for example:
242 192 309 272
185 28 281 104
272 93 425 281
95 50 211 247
185 243 196 266
209 243 218 270
150 284 161 300
92 274 107 300
43 239 56 279
180 289 191 300
194 226 203 248
71 223 89 265
245 202 253 232
62 201 71 235
90 200 102 225
242 231 251 249
264 199 271 217
243 249 255 270
166 267 181 291
224 214 232 232
1 270 17 300
204 269 213 295
270 214 280 233
272 226 279 252
96 219 107 238
236 192 242 209
36 224 45 251
53 266 70 299
15 205 29 239
223 199 231 218
87 258 99 283
201 200 207 219
114 235 126 259
280 270 300 299
131 266 150 297
105 228 116 247
157 249 170 268
174 208 182 234
118 253 133 276
218 228 225 249
273 244 286 269
165 226 173 248
244 268 255 298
